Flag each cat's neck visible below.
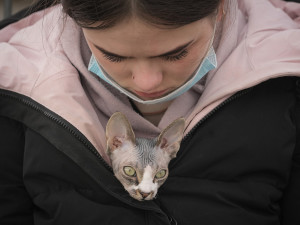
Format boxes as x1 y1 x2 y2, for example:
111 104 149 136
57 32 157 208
132 100 173 126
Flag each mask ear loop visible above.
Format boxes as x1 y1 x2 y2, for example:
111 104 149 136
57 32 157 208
216 0 226 22
208 16 218 52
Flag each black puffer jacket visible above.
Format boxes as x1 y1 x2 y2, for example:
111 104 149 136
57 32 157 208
1 77 299 225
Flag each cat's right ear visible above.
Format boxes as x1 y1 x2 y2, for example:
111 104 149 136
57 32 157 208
106 112 135 154
157 118 185 159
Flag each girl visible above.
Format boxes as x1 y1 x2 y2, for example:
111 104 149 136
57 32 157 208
0 0 300 224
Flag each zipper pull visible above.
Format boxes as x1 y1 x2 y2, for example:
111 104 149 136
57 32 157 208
168 215 178 225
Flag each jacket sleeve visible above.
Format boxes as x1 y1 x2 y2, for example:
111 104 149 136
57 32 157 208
0 116 34 224
280 78 300 225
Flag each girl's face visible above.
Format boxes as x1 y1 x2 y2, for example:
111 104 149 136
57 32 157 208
83 17 215 100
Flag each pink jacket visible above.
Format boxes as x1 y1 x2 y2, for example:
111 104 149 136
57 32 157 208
1 0 300 164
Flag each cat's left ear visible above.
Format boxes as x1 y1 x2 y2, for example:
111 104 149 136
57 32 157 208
157 118 185 159
106 112 135 154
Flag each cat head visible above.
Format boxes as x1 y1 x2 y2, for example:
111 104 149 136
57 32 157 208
106 112 185 201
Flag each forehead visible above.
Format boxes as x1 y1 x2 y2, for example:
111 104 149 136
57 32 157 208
135 138 170 168
135 138 157 167
82 17 214 56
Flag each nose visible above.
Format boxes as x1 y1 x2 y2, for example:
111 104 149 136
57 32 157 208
138 190 151 199
131 61 163 92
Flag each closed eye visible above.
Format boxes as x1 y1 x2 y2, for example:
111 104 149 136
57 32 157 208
94 41 192 63
95 45 128 63
101 49 188 63
162 49 188 62
102 53 126 63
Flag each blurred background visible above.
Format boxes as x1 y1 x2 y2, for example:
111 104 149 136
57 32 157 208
0 0 34 20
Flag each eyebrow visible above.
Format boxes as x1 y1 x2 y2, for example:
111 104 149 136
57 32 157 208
93 40 193 59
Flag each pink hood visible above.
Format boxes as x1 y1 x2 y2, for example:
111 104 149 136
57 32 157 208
1 0 300 164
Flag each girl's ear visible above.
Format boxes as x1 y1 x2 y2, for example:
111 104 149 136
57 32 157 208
157 118 185 159
106 112 135 154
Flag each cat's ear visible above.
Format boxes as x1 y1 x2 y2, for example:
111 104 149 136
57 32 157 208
157 118 185 159
106 112 135 154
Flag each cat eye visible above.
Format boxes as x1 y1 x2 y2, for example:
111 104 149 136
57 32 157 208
155 169 167 179
123 166 136 177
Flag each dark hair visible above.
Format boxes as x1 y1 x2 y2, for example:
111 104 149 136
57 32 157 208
58 0 221 29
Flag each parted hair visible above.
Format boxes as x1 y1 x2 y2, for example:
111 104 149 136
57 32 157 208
54 0 222 29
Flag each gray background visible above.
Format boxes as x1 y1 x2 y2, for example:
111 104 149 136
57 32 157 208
0 0 33 20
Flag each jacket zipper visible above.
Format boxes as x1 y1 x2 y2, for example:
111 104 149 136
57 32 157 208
182 87 253 144
0 87 253 172
0 90 168 217
169 87 253 171
0 90 113 172
0 90 174 218
0 87 253 219
157 87 254 223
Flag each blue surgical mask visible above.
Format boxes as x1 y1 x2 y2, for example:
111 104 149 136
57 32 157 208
88 42 217 105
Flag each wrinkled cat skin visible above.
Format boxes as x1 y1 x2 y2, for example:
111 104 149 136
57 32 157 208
106 112 185 201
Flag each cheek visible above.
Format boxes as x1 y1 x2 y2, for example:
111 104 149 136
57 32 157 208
156 177 168 188
116 173 139 190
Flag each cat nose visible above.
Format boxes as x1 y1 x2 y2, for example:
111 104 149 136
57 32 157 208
138 190 151 198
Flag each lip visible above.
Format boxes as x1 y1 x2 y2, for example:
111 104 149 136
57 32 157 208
134 89 170 99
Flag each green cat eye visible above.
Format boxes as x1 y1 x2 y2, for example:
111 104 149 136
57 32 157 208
123 166 136 177
155 169 167 179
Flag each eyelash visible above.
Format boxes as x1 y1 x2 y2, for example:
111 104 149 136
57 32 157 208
163 49 189 62
102 54 125 63
102 49 189 63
